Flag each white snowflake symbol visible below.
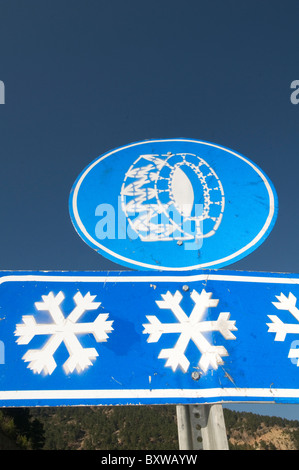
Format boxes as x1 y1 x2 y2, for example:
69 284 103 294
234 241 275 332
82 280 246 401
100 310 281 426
14 291 113 375
142 289 237 373
267 292 299 365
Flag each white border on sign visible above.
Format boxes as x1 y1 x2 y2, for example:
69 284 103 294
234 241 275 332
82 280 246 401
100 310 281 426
70 139 277 270
0 387 298 402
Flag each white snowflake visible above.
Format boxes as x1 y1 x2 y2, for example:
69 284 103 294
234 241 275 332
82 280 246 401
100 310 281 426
14 291 113 375
142 289 237 373
267 292 299 365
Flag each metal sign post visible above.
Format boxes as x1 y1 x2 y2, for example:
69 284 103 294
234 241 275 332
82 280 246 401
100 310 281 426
177 404 229 450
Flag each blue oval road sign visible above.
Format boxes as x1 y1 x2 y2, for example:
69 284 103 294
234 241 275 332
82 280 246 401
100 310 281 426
69 138 278 271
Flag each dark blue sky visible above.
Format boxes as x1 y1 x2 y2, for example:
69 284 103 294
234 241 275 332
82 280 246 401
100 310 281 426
1 0 299 419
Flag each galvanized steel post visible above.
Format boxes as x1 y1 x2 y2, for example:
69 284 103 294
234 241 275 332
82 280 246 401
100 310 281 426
176 404 229 450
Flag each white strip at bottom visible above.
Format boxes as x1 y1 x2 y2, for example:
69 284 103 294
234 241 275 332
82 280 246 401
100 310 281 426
0 388 298 401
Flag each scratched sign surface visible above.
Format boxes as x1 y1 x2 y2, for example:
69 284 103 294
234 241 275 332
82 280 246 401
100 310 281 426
0 269 299 407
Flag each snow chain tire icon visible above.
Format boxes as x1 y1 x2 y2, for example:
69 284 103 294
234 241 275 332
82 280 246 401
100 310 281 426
120 152 225 242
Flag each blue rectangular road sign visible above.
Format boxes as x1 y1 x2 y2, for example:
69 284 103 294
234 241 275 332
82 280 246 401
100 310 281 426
1 269 299 407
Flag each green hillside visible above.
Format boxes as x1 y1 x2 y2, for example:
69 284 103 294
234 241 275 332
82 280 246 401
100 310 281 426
1 405 299 450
